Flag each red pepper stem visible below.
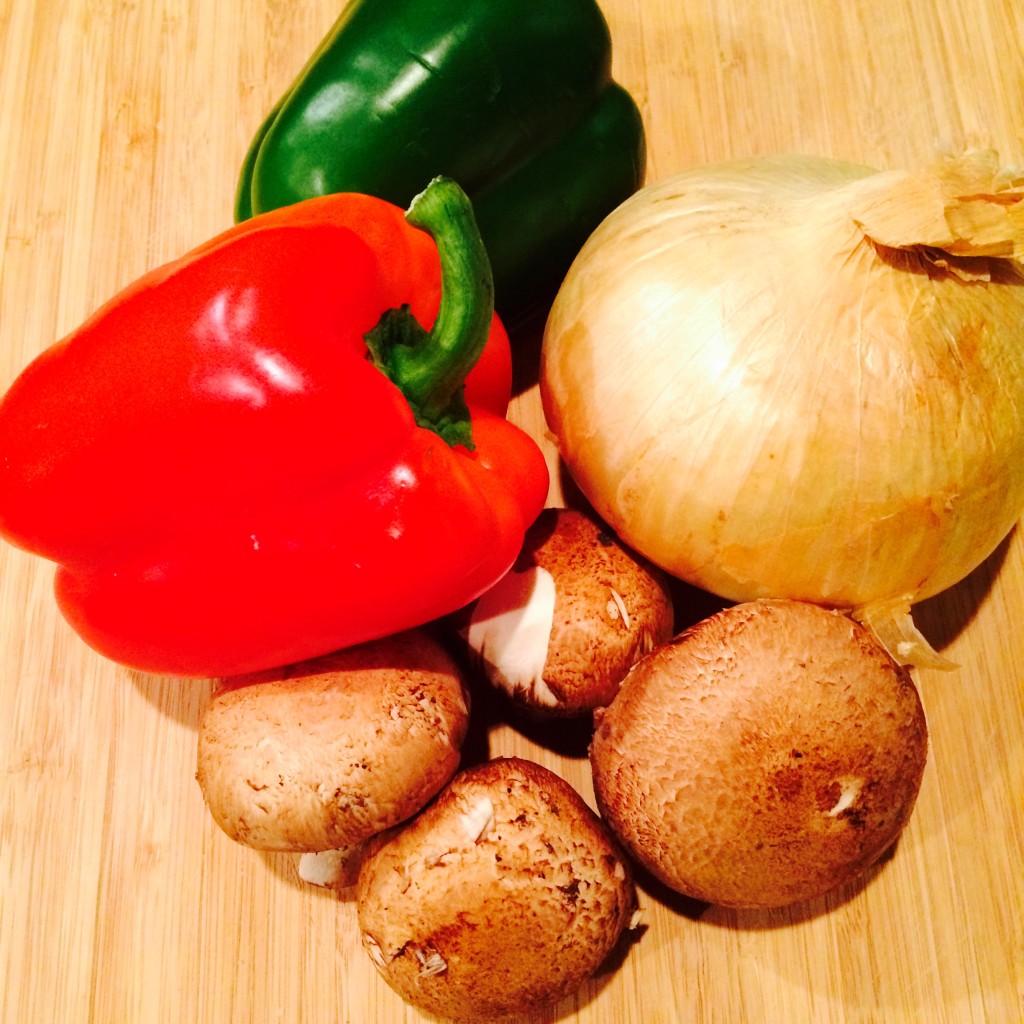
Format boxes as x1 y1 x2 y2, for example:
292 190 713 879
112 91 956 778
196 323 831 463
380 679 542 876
365 177 494 448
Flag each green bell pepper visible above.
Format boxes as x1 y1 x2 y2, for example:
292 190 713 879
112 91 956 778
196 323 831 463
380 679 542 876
234 0 646 322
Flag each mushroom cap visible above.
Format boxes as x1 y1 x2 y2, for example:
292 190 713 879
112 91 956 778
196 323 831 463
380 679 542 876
465 507 675 716
590 599 929 909
196 628 470 851
357 756 637 1022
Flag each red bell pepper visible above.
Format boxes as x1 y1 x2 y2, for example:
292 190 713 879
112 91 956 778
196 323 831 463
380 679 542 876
0 177 548 677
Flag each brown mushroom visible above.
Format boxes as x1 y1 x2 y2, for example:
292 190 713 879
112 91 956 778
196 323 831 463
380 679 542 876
196 628 470 852
590 599 929 909
357 756 638 1021
461 507 674 716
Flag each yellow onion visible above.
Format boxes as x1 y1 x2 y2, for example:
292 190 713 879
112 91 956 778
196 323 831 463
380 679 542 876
540 151 1024 666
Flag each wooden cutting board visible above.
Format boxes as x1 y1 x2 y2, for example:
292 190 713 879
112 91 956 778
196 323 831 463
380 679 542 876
1 1 1021 1022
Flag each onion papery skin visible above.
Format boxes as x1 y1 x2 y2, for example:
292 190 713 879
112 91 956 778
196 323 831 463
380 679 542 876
540 154 1024 625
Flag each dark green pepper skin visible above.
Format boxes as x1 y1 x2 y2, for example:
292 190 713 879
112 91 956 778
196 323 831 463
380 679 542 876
234 0 646 321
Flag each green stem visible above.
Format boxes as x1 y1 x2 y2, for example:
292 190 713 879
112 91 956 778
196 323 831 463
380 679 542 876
364 176 494 449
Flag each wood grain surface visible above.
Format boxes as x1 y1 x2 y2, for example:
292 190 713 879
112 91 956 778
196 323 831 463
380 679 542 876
1 1 1022 1022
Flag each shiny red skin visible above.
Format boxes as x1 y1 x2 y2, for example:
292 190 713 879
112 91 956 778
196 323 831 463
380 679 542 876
0 193 547 677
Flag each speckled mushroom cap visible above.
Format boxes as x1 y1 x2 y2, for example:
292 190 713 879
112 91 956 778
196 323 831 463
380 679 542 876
464 507 675 716
590 599 929 909
357 756 637 1022
196 628 470 852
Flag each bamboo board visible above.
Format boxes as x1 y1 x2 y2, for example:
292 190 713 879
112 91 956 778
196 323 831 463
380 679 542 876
1 1 1022 1022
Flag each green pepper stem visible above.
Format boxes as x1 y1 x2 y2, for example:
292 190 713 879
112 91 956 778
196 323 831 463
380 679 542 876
364 177 494 449
405 177 494 414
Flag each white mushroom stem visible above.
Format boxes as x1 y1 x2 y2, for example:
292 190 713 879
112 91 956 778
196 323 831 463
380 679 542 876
464 567 559 707
297 844 366 889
